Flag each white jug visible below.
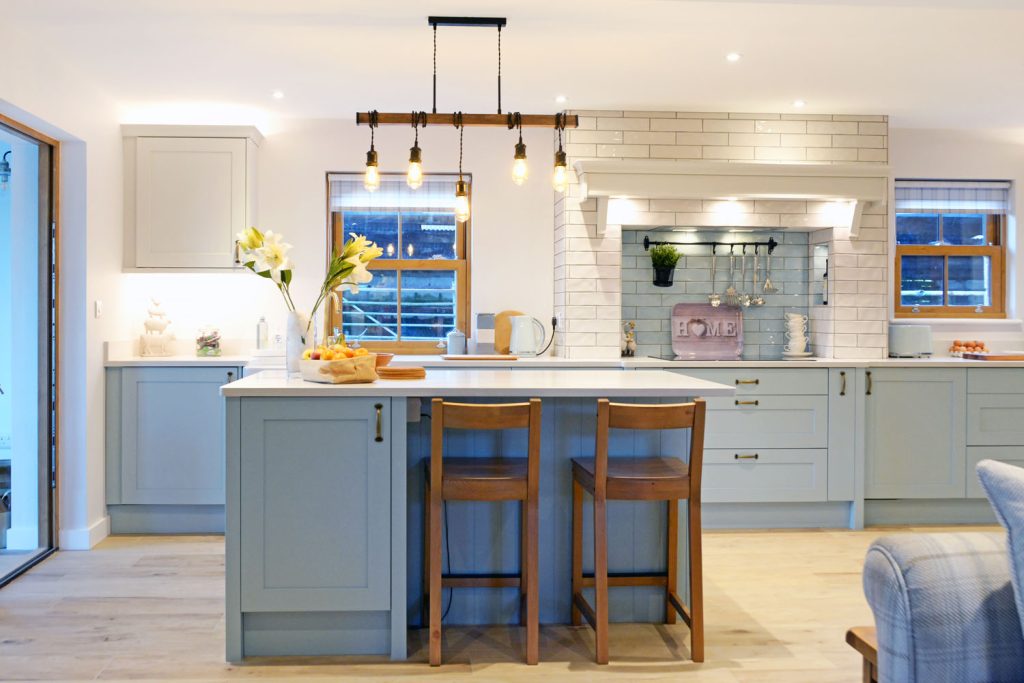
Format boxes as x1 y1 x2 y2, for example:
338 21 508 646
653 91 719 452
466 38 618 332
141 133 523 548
509 315 547 357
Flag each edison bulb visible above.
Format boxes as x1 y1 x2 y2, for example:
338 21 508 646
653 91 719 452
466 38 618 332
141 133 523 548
512 157 529 186
454 180 471 223
364 164 380 192
407 161 423 189
552 164 568 193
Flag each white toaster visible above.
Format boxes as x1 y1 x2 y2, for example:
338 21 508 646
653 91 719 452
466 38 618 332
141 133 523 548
888 324 933 358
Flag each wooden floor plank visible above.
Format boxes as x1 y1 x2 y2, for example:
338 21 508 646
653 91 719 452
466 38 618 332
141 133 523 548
0 526 996 681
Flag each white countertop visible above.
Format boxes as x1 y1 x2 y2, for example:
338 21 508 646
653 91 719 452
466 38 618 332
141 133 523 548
220 369 735 398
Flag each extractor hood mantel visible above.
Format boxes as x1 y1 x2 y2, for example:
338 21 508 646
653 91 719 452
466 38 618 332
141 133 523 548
573 159 889 236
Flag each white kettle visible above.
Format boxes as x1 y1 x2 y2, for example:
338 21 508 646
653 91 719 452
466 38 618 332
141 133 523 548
509 315 547 357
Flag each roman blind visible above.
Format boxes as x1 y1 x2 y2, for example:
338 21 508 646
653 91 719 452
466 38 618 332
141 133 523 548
895 179 1011 214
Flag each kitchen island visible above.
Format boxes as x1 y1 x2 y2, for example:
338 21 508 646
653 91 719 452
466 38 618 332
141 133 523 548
221 368 732 661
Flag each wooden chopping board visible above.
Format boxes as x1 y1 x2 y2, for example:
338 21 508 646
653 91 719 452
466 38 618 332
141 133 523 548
493 310 524 355
962 352 1024 361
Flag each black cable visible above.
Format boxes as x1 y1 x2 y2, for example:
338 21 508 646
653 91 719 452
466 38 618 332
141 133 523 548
497 24 502 114
538 316 557 355
432 24 438 114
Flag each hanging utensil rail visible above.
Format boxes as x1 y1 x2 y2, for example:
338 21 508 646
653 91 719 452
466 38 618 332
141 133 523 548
643 235 779 254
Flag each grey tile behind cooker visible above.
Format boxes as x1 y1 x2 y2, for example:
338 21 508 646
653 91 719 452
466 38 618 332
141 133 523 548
621 229 811 360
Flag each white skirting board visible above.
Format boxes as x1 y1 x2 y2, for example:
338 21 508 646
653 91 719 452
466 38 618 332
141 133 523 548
58 515 110 550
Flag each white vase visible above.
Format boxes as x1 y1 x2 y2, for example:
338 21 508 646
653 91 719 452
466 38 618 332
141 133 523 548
285 310 310 375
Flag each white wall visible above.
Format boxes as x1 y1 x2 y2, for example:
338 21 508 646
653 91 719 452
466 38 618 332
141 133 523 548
890 127 1024 321
116 118 556 344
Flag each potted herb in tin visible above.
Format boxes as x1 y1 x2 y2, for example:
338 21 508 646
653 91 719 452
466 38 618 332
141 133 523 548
649 243 680 287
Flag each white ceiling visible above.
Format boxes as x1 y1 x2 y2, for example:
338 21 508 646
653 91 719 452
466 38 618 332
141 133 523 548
9 0 1024 132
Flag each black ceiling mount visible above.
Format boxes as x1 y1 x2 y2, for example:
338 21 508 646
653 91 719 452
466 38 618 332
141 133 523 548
428 16 507 28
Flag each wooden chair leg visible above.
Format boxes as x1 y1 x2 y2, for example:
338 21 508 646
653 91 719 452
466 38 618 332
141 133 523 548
688 497 704 663
525 492 540 665
520 500 528 627
666 498 678 625
593 494 609 665
429 490 443 666
571 479 583 627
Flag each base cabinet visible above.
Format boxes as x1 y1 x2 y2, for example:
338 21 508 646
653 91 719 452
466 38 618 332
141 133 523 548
865 368 966 499
106 366 239 532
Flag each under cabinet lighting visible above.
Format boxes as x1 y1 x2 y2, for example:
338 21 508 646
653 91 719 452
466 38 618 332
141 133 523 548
726 52 742 63
793 99 806 108
555 95 568 104
272 90 285 100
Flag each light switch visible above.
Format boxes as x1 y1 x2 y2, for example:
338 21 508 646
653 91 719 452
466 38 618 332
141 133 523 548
94 300 103 318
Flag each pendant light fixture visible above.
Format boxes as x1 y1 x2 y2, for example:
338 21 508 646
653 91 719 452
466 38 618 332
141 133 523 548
552 112 568 193
407 111 426 190
453 112 470 223
509 112 528 186
363 110 380 192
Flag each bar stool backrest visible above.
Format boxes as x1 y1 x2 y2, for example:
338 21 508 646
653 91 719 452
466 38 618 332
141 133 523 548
596 398 707 499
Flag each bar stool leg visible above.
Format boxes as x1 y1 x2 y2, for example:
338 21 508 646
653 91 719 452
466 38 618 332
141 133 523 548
593 494 610 665
428 486 443 666
666 498 679 625
422 481 431 629
571 479 583 627
526 491 539 665
520 501 528 627
688 497 704 662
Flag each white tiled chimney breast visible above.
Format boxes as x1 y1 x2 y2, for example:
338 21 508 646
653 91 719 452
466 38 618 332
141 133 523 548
553 111 889 360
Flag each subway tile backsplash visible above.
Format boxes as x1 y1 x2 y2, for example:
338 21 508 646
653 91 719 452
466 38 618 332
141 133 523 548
621 230 810 360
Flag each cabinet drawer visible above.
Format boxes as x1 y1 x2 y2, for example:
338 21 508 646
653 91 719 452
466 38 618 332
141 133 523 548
669 368 827 395
968 394 1024 445
704 395 828 449
702 449 828 503
968 369 1024 394
966 446 1024 497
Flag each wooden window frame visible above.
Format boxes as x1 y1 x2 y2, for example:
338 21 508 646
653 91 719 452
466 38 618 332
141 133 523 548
894 214 1006 319
325 180 471 354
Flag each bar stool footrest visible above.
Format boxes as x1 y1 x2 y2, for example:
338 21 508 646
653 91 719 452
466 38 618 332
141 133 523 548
442 573 522 588
580 571 668 588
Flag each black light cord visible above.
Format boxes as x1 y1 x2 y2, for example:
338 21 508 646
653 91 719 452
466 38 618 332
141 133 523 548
454 112 464 179
368 110 378 150
432 24 438 114
497 25 502 114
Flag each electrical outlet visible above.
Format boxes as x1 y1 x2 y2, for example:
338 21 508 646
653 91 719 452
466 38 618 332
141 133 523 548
0 435 10 450
94 300 103 318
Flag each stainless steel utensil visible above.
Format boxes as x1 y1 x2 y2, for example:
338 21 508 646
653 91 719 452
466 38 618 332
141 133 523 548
762 250 779 294
738 246 751 307
708 247 721 307
723 246 739 306
751 246 766 306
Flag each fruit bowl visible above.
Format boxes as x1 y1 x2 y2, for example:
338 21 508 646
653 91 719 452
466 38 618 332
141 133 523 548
299 355 378 384
374 352 395 368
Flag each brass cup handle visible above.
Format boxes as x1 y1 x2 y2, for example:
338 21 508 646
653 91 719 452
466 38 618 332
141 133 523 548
735 378 759 385
734 453 759 460
735 399 759 406
839 371 846 396
374 403 384 442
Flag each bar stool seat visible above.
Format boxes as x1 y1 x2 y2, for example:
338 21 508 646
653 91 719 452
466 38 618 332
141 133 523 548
571 457 689 500
430 457 528 501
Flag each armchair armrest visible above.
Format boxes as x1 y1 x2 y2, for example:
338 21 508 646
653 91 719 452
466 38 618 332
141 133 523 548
863 532 1023 683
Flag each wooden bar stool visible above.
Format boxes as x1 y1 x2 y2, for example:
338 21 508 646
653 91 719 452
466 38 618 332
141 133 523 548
424 398 542 666
571 398 707 665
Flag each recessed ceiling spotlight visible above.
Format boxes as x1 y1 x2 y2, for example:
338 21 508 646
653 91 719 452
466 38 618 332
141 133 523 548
725 52 742 63
792 99 806 108
272 90 285 100
555 95 568 104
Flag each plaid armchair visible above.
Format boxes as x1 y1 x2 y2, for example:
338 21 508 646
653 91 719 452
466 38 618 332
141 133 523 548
863 532 1024 682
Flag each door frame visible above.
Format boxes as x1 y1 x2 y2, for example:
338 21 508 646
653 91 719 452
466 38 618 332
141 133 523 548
0 112 61 562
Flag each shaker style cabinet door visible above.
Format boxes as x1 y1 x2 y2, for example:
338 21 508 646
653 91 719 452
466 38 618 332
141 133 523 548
120 366 236 504
865 368 966 499
239 398 391 612
134 136 246 268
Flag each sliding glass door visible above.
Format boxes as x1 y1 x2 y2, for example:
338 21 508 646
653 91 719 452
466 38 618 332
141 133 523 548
0 118 56 585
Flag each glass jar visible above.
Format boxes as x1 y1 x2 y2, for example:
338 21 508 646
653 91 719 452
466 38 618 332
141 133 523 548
196 326 222 357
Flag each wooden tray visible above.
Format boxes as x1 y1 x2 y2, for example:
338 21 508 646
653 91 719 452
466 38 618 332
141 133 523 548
441 355 518 361
962 352 1024 361
377 366 427 380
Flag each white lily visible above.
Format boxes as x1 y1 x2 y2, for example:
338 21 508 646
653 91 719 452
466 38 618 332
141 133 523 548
336 255 373 293
253 230 293 282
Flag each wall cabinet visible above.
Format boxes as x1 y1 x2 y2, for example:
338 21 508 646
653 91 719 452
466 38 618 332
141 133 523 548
123 125 261 270
864 368 966 499
106 366 239 532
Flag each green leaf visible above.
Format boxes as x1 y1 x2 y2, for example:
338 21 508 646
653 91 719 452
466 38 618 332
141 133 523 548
281 269 292 285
